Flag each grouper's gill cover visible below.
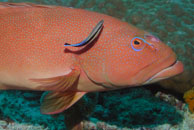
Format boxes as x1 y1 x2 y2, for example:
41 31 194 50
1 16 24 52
0 3 183 114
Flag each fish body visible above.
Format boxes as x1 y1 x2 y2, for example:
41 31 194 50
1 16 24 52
0 3 183 114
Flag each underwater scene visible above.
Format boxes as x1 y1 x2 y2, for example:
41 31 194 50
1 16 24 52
0 0 193 130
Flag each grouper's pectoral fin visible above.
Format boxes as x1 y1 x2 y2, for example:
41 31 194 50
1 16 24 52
41 91 86 114
31 67 87 114
31 67 80 91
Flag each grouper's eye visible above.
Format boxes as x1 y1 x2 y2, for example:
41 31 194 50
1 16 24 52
131 37 146 51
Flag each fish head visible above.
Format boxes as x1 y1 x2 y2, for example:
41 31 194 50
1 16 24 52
79 24 183 90
101 25 184 89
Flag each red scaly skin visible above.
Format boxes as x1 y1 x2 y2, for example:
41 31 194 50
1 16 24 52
0 3 183 92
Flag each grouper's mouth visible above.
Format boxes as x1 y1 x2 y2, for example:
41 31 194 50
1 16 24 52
143 60 184 85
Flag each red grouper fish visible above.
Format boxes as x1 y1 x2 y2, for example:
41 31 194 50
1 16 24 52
0 3 184 114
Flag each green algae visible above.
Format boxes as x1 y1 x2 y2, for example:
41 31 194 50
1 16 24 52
0 91 66 130
91 88 183 128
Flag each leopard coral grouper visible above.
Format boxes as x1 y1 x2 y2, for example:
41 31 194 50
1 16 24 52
0 3 183 114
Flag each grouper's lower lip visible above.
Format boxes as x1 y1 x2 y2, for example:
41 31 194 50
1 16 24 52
143 60 184 85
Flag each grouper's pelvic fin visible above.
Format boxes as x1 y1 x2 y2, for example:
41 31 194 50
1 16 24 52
40 91 86 114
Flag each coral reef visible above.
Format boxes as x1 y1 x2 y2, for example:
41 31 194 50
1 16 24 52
0 88 185 129
83 93 194 130
91 88 182 128
0 91 66 129
184 87 194 113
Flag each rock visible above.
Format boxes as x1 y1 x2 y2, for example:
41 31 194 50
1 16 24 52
0 120 7 127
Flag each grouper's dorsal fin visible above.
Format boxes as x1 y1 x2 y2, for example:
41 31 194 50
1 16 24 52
0 2 54 9
64 20 104 47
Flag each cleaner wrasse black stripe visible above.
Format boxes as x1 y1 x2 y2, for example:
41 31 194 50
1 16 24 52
64 20 104 47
